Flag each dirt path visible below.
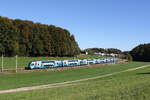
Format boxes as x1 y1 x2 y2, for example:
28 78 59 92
0 64 150 94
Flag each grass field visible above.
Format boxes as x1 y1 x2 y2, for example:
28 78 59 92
0 62 150 100
0 62 149 91
0 55 106 69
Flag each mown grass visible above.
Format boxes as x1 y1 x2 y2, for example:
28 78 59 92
0 62 149 90
0 63 150 100
0 55 106 69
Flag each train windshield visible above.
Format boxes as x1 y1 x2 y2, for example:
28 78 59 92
28 61 33 67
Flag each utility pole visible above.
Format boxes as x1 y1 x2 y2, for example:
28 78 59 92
16 55 18 73
1 54 3 72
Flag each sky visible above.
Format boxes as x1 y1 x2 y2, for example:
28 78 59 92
0 0 150 51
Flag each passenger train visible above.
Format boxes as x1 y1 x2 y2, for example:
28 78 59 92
25 58 119 69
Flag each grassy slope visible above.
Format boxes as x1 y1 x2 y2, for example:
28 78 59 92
0 55 105 69
0 62 150 90
0 64 150 100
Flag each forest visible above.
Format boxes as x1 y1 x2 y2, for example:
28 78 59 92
130 43 150 62
0 16 80 57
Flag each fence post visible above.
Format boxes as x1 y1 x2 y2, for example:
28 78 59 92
16 55 18 73
1 54 3 72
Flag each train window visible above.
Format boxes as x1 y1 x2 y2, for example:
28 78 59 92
42 61 54 63
68 60 78 62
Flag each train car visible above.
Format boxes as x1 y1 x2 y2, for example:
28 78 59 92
106 58 113 63
68 60 80 66
110 58 115 63
106 58 118 63
55 60 63 67
62 60 80 67
27 60 63 69
95 59 102 64
41 60 56 68
106 58 111 63
87 59 96 64
99 59 107 63
80 59 88 65
62 60 69 67
26 61 42 69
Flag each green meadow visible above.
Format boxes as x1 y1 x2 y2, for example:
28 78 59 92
0 62 150 100
0 62 149 90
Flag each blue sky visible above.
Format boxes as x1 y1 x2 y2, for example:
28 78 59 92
0 0 150 51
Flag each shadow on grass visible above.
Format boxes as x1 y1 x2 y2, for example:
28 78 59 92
136 72 150 75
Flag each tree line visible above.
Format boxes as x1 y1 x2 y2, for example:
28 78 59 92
85 48 122 54
0 16 80 57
